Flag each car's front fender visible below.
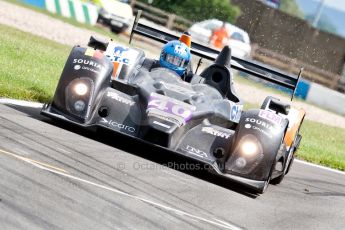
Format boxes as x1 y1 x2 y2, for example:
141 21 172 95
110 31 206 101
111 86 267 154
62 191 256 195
224 109 288 181
52 46 113 122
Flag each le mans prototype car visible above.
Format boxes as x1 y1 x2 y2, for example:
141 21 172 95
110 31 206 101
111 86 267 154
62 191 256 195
41 12 305 193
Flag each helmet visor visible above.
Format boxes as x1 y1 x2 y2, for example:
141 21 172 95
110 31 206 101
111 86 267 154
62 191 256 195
164 53 187 67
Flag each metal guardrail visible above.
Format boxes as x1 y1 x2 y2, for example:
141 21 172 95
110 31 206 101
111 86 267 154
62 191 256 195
130 0 192 31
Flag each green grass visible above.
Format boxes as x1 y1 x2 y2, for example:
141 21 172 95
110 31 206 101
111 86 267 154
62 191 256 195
298 120 345 171
0 24 70 102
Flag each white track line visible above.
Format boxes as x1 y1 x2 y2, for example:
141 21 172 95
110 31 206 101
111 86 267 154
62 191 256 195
0 98 43 108
46 167 242 230
1 148 241 230
295 159 345 176
0 148 69 174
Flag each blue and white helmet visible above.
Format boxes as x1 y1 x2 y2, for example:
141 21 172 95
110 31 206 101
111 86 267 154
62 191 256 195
159 40 191 76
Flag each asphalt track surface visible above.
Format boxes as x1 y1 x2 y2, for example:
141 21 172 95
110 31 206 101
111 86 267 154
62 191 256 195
0 102 345 230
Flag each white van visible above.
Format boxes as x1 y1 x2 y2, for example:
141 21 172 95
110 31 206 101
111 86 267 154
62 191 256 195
189 19 252 59
96 0 133 33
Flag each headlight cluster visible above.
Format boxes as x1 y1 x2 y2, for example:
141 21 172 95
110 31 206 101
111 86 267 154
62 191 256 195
226 134 264 174
65 78 94 119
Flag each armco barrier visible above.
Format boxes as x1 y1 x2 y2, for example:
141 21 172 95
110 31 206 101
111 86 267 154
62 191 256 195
295 79 311 100
23 0 98 25
306 83 345 116
263 77 345 115
24 0 45 8
284 79 345 115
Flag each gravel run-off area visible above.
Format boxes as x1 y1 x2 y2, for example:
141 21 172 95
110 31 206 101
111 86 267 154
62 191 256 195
1 0 345 129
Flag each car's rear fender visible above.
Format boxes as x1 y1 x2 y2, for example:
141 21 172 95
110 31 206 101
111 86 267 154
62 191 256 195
51 46 113 122
224 109 288 181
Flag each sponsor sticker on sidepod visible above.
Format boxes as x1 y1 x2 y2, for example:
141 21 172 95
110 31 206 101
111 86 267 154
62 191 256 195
245 118 275 130
100 118 135 133
73 59 104 73
258 110 283 125
107 92 134 106
183 145 208 158
201 127 231 139
244 117 280 138
229 103 242 123
104 43 140 79
105 43 139 65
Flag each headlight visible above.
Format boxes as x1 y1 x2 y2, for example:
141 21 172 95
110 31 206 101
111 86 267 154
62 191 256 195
241 140 259 157
238 135 262 158
235 157 247 168
74 100 85 112
74 83 88 96
225 134 264 174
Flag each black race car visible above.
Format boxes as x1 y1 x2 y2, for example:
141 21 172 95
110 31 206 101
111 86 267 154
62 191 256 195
41 12 305 193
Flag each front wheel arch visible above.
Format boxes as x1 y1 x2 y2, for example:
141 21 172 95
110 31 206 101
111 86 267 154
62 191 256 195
226 109 288 181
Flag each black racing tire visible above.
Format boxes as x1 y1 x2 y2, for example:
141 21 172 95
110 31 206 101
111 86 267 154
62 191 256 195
257 161 275 194
286 134 302 175
285 154 295 175
110 26 125 34
257 116 288 193
270 170 285 185
270 143 287 185
96 15 103 24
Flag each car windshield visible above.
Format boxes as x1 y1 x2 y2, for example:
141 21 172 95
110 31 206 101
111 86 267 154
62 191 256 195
202 21 221 31
204 22 219 30
230 31 245 42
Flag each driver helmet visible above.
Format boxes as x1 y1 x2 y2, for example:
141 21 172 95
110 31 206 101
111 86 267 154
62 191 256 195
159 39 191 76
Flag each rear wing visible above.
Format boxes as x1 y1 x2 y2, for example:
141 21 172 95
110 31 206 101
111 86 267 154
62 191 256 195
129 10 302 100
